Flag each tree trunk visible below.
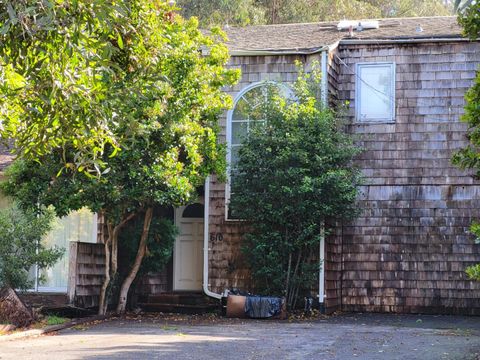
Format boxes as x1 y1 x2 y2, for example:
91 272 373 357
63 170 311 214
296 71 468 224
98 212 136 315
285 251 292 304
98 222 112 315
116 207 153 314
0 287 34 327
288 250 302 308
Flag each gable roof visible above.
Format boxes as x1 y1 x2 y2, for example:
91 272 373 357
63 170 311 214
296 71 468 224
225 16 465 54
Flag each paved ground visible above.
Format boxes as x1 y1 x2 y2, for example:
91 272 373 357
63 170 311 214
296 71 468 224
1 313 480 360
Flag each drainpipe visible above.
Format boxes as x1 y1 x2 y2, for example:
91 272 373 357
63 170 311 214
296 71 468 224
319 221 326 312
318 49 328 311
203 175 222 300
321 49 328 107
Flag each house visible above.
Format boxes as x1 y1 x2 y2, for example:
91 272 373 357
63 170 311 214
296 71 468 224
29 16 480 315
202 15 480 315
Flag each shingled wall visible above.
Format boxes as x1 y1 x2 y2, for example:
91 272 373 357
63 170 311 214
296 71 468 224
335 41 480 314
206 40 480 315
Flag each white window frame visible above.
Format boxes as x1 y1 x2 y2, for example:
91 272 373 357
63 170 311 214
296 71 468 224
355 62 396 123
225 81 292 220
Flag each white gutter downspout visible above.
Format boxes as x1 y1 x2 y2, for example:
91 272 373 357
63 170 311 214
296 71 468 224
203 175 222 300
319 49 328 309
319 221 326 309
321 49 328 108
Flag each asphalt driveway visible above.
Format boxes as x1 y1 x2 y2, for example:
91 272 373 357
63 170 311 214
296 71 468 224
0 313 479 360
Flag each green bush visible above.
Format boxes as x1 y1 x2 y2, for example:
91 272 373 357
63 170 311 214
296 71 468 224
229 64 362 308
0 205 64 290
45 315 68 326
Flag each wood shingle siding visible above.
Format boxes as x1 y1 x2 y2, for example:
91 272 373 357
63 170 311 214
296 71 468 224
335 41 480 314
208 38 480 315
68 242 105 308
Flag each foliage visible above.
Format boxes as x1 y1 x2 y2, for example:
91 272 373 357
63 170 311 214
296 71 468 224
457 1 480 38
118 209 177 282
0 1 238 176
178 0 263 27
44 315 68 326
179 0 451 26
452 1 480 282
454 0 475 14
1 1 239 314
229 64 362 308
0 205 63 290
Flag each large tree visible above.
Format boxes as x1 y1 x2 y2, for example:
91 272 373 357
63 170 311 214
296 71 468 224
452 1 480 280
0 1 239 314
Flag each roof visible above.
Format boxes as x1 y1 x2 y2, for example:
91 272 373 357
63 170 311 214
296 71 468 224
225 16 465 54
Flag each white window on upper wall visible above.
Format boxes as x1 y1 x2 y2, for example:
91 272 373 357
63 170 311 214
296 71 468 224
226 82 292 219
355 62 395 122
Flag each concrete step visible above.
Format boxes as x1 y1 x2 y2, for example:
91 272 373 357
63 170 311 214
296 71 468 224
138 302 217 314
147 293 210 306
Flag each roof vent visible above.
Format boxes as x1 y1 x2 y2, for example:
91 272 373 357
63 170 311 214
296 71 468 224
416 24 423 33
337 20 379 31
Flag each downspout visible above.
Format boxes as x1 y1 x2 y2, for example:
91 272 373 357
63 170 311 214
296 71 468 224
319 222 326 311
318 49 328 311
321 49 328 107
203 175 222 300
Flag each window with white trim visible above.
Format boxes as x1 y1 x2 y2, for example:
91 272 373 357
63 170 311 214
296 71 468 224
227 82 291 219
356 62 395 122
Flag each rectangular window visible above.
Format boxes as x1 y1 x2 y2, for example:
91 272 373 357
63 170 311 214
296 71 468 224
355 62 395 122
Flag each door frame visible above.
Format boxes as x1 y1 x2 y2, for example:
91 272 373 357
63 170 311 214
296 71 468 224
173 201 204 291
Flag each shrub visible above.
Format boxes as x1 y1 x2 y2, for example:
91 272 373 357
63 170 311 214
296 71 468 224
0 205 64 290
229 64 362 308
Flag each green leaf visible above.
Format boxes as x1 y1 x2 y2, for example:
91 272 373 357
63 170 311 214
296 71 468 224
117 33 124 49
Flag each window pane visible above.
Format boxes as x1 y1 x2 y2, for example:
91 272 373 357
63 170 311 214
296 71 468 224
232 121 248 145
358 64 394 121
242 87 263 109
232 98 251 121
230 145 240 168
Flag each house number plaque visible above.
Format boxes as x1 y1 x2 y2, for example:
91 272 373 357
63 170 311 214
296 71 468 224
210 233 224 242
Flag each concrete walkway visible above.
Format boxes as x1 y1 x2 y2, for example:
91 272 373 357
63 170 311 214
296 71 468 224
0 313 479 360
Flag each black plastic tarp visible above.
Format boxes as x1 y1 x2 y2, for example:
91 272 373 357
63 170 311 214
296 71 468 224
244 296 283 318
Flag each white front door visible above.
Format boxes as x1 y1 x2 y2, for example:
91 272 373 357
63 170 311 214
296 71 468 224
174 204 204 291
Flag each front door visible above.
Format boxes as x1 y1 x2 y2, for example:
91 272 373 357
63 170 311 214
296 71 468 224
174 203 204 291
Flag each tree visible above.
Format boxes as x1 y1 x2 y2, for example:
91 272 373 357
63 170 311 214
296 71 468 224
178 0 263 27
453 0 474 14
185 0 454 27
452 1 480 280
366 0 450 17
0 205 62 291
1 1 239 314
229 64 362 308
0 0 126 173
254 0 382 24
179 0 451 26
0 205 63 327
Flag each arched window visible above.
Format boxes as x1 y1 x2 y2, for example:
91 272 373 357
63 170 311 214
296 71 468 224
182 203 204 218
226 82 292 219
